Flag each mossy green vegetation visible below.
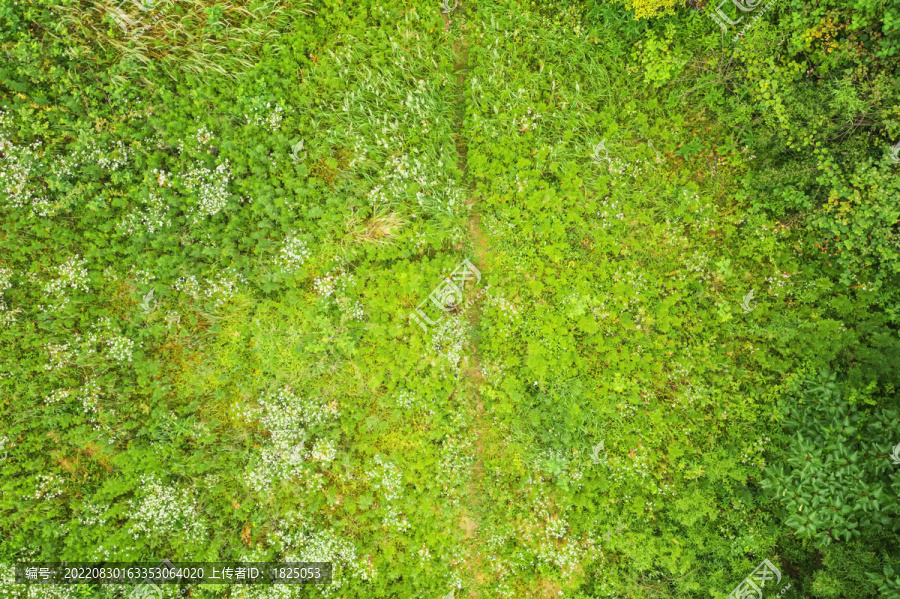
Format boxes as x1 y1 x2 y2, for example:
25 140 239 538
1 0 899 597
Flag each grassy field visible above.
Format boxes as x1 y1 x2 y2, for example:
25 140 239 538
2 0 899 597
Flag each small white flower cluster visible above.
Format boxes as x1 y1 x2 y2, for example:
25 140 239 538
612 265 651 314
739 435 773 467
544 513 569 540
515 494 599 579
244 387 339 493
196 126 213 145
482 214 517 246
203 267 247 308
231 563 297 599
667 362 693 385
411 230 429 252
26 473 65 501
274 233 312 273
52 140 132 179
595 196 625 230
305 470 327 495
444 554 464 594
684 248 711 282
381 504 411 532
484 528 510 553
104 333 137 363
0 306 18 326
80 378 102 415
417 543 431 568
604 155 653 181
174 267 248 309
88 141 131 171
232 401 259 424
127 267 157 288
102 266 119 282
765 271 793 297
152 167 172 188
311 438 337 463
165 310 180 329
314 268 349 298
116 192 171 235
429 314 469 376
436 434 474 505
602 434 659 492
364 137 462 217
0 267 12 305
366 454 410 531
313 268 365 321
43 255 90 297
394 390 415 409
44 342 77 371
661 194 717 252
480 360 508 387
76 500 109 526
173 274 200 297
89 543 139 563
292 528 376 592
484 289 521 320
663 217 690 250
367 146 438 211
0 267 15 324
85 319 138 364
511 106 542 133
126 473 206 543
367 454 404 502
515 173 526 193
0 135 45 213
179 159 232 222
264 512 305 551
245 102 284 130
341 299 365 321
613 398 639 422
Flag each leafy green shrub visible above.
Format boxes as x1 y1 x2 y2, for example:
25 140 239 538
686 0 900 298
760 370 900 597
808 154 900 289
762 370 900 546
631 22 689 87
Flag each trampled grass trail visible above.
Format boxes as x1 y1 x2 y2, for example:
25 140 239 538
445 3 494 595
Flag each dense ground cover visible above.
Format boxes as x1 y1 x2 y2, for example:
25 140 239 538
1 0 899 597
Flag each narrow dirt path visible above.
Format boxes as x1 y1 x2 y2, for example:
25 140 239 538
443 3 494 597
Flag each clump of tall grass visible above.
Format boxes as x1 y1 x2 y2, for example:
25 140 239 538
52 0 312 85
341 208 407 248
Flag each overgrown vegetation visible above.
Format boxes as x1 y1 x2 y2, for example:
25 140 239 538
1 0 898 597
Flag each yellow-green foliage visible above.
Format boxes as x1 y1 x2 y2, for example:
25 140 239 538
613 0 685 19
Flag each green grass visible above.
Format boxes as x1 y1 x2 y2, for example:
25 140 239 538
1 0 898 598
